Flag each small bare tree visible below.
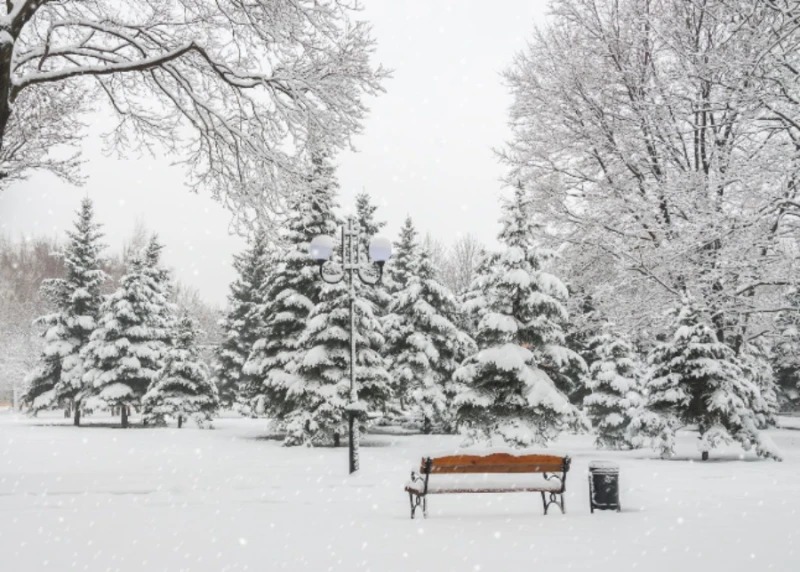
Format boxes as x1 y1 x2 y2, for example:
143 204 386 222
447 233 484 296
0 1 387 229
420 232 485 295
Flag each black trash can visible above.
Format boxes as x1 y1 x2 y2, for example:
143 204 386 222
588 461 620 513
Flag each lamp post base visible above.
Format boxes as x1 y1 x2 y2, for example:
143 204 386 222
348 413 359 474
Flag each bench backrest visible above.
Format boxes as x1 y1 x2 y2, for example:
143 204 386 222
420 453 570 475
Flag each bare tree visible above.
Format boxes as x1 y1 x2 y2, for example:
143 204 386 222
170 279 222 364
500 0 800 345
0 1 387 230
0 234 64 403
447 233 484 296
419 232 485 295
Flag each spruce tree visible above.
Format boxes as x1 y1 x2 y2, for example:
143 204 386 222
630 297 782 460
143 314 219 428
82 236 174 427
454 186 583 447
773 288 800 408
22 198 107 425
242 153 340 420
386 216 420 295
290 265 392 445
214 230 272 409
457 249 497 338
739 339 780 429
582 323 644 449
355 192 386 247
382 215 421 409
355 192 391 318
384 247 476 433
563 288 602 405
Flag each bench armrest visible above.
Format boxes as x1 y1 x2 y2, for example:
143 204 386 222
408 470 428 495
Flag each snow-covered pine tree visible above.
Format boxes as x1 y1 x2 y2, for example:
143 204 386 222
355 192 391 318
386 215 420 295
630 297 782 461
82 236 174 427
290 257 392 445
384 246 476 433
563 287 602 405
214 229 272 409
457 249 497 338
739 339 780 429
355 192 386 247
773 288 800 409
143 314 219 428
242 152 340 420
582 323 644 449
22 198 107 425
453 185 583 448
382 215 422 408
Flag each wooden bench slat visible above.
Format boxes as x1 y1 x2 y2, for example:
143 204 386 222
426 453 566 468
427 464 565 474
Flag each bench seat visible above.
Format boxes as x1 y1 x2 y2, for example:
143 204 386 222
405 475 564 495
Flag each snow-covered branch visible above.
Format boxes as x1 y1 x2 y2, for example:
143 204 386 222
0 1 387 231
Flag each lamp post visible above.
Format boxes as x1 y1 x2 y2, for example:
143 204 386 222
309 215 391 474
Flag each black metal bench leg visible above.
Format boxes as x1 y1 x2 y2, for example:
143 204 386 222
541 491 566 515
409 493 425 519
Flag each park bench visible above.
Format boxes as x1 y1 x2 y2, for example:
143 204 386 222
404 451 571 519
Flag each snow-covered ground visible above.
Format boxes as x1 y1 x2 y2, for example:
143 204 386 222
1 412 798 571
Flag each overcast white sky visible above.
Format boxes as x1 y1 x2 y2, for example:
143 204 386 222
0 0 548 307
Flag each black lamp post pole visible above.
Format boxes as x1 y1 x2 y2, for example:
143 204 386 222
345 217 360 474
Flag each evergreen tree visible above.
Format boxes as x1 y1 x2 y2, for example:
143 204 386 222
355 192 386 247
242 153 340 420
563 287 602 405
457 249 497 338
454 186 583 447
143 314 219 428
386 216 420 295
82 236 174 427
289 262 392 445
773 288 800 409
384 247 476 433
214 230 272 409
582 323 644 449
739 339 780 429
22 198 107 425
630 297 782 460
354 192 391 318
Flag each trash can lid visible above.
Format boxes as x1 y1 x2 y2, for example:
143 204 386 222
589 460 620 471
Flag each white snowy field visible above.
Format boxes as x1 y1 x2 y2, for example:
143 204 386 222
1 413 798 572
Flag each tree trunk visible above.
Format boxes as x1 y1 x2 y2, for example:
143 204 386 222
423 416 432 435
73 402 81 427
333 433 340 447
177 415 183 429
702 451 709 461
0 40 12 166
121 405 128 428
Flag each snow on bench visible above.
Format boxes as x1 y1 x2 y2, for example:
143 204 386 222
403 449 571 518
